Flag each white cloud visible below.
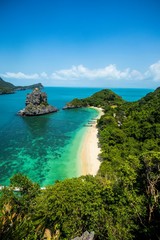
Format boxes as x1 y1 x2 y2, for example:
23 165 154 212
1 71 49 80
129 70 144 80
145 61 160 82
1 72 40 80
40 72 48 78
1 61 160 84
50 64 143 81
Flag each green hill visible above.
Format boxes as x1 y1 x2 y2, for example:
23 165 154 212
63 89 125 109
15 83 43 91
0 77 43 94
0 77 15 94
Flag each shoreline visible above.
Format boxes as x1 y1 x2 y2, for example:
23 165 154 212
79 107 104 176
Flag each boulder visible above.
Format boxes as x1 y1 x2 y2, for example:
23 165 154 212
71 231 95 240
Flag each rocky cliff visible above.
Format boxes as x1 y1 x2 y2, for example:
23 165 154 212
18 88 58 116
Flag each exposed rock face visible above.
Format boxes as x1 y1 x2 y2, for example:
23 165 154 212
72 231 95 240
18 88 58 116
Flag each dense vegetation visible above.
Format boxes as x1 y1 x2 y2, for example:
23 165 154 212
64 89 124 109
97 88 160 239
0 77 43 94
0 77 15 94
0 88 160 239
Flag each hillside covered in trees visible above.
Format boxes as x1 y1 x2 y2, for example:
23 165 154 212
0 77 15 94
0 77 43 94
0 88 160 239
63 89 124 109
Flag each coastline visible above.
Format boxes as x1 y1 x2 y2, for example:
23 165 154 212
79 107 104 176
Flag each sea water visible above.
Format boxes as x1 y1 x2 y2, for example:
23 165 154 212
0 87 153 186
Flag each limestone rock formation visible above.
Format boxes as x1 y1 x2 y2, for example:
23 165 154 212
18 88 58 116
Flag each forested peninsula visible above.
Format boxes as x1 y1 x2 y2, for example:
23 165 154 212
0 77 43 94
0 88 160 240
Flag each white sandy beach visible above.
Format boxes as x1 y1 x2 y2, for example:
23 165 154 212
79 107 104 176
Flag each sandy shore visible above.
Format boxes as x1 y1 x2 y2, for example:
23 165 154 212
79 107 104 176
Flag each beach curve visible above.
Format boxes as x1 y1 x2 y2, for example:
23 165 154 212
79 107 104 176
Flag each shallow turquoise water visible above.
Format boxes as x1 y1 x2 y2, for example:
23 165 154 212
0 87 154 186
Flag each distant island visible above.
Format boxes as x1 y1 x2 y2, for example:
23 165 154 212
0 77 43 95
18 88 58 116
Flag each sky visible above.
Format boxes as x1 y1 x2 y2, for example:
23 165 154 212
0 0 160 88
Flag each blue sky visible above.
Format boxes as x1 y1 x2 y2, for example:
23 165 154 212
0 0 160 88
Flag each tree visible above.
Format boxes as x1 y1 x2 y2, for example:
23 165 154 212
0 174 40 240
140 152 160 223
33 176 108 239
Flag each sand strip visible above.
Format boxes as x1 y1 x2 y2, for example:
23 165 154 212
79 107 104 176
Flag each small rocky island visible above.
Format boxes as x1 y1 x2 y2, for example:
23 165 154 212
18 88 58 116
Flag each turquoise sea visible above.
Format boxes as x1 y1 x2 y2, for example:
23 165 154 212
0 87 153 186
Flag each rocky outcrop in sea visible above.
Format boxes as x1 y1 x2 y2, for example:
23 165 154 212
18 88 58 116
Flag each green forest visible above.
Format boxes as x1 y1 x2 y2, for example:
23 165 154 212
0 88 160 239
0 77 43 94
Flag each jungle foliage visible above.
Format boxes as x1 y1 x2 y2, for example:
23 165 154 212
0 88 160 239
66 89 125 109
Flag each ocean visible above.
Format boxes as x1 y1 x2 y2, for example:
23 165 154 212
0 87 153 186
